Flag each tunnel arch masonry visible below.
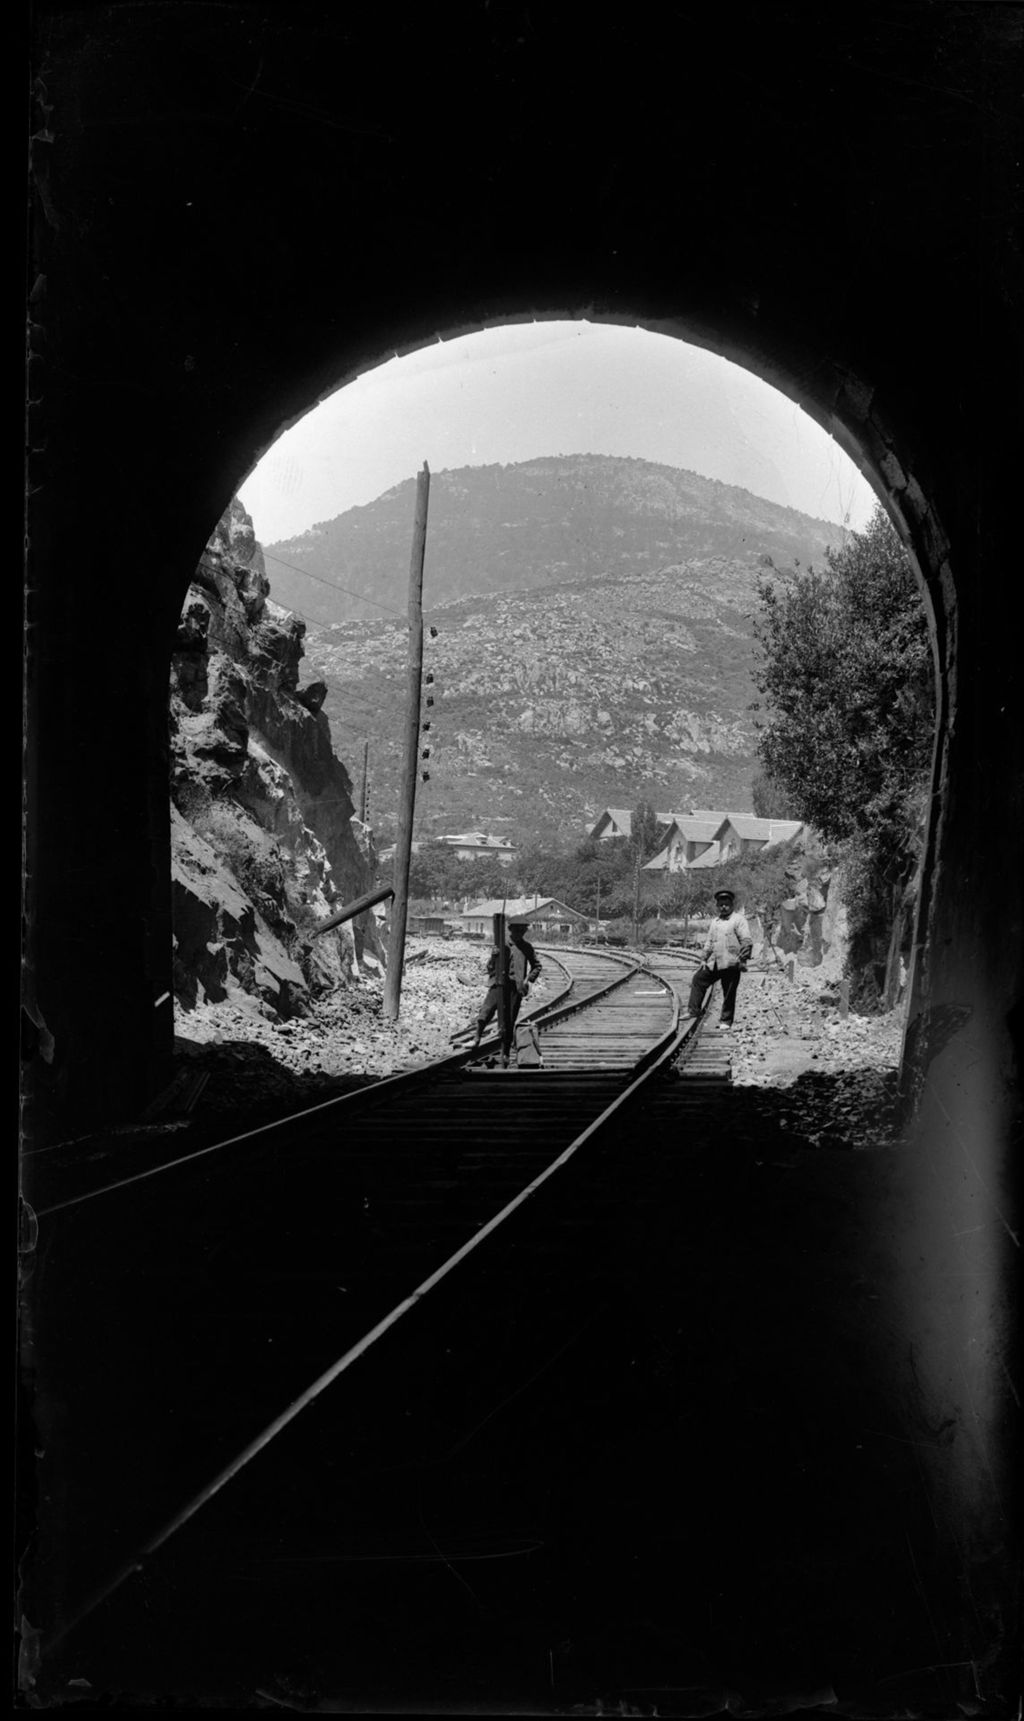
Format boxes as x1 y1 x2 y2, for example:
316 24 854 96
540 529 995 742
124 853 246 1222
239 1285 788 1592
229 303 954 1076
23 7 1020 1692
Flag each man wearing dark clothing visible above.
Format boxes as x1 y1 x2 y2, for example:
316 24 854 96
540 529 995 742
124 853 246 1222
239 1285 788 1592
474 922 542 1061
687 888 753 1029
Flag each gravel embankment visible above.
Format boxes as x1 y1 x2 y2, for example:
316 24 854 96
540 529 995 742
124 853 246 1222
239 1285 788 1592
722 966 905 1149
170 942 906 1150
171 939 560 1124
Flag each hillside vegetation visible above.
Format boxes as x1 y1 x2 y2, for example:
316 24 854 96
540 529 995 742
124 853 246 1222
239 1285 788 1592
265 456 849 847
752 507 934 1009
265 453 846 624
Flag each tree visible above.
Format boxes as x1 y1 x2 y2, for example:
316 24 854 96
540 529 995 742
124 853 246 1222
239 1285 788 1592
709 840 808 964
662 868 699 941
408 842 514 905
508 835 634 918
406 840 463 901
752 506 934 1006
751 769 799 820
629 801 663 866
629 801 663 942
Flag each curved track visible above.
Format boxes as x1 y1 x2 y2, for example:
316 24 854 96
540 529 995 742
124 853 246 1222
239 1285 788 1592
33 943 708 1668
28 947 944 1708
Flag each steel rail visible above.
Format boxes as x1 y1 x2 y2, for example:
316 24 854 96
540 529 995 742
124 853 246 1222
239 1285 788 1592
459 944 647 1065
31 948 647 1218
41 950 698 1656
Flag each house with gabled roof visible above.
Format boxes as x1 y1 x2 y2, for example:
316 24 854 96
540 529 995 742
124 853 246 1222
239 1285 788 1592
591 805 804 869
715 816 804 859
588 808 633 841
587 807 674 841
453 895 589 937
643 812 804 871
687 842 725 868
643 816 723 872
436 830 518 862
381 830 518 867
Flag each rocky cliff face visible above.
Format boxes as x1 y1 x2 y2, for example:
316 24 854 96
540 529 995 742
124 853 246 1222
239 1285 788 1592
169 500 382 1019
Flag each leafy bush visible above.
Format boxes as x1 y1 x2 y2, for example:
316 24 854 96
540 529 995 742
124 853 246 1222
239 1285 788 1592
705 840 804 922
751 769 800 819
641 919 671 947
406 841 516 903
752 506 934 1007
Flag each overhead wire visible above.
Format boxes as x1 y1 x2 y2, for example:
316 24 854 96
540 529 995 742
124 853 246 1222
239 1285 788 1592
198 538 441 837
260 549 406 620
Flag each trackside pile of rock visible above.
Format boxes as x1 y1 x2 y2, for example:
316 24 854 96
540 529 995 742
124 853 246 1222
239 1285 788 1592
171 940 904 1151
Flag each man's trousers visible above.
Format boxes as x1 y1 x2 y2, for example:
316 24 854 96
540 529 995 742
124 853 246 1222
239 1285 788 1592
687 962 742 1025
478 981 523 1056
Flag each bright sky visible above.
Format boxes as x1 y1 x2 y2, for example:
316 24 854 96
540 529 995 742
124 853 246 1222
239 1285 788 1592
238 321 878 544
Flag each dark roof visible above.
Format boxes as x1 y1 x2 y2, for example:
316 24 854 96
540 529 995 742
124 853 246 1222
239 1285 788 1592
722 816 803 842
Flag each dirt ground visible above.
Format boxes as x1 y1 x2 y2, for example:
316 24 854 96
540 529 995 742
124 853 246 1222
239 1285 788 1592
167 939 907 1151
724 964 905 1148
34 942 934 1707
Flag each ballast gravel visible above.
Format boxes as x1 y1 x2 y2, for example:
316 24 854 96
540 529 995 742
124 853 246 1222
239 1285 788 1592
171 941 906 1149
171 939 558 1123
721 968 905 1149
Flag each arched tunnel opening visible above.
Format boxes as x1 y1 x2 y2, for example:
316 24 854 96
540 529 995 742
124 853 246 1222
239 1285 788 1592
21 6 1019 1710
23 306 1008 1710
165 316 942 1120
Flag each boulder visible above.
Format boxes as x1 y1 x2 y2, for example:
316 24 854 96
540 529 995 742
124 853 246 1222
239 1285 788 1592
295 680 328 714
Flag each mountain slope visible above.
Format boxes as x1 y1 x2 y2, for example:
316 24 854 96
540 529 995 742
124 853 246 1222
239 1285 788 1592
262 454 848 626
302 554 779 849
260 455 852 850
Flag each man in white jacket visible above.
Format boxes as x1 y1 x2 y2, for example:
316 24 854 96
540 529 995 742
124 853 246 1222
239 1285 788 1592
687 887 753 1029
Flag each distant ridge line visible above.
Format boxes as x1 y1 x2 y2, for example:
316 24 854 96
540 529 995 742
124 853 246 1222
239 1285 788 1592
254 453 849 635
266 451 847 552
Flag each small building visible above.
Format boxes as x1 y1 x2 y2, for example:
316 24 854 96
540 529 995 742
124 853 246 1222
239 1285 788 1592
379 832 516 865
714 816 804 860
435 830 518 863
645 813 804 868
643 816 723 872
588 808 634 841
587 807 674 841
453 895 589 938
686 841 725 869
407 914 449 936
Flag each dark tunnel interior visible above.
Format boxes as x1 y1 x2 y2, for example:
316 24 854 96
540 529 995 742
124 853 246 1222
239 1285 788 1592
21 4 1021 1710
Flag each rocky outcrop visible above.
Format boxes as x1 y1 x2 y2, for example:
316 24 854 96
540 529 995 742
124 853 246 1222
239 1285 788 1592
762 840 845 972
169 499 383 1018
170 806 309 1016
774 871 833 964
303 563 767 847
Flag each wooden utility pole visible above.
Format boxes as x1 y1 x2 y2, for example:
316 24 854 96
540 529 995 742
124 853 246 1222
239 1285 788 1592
384 463 430 1021
359 741 369 823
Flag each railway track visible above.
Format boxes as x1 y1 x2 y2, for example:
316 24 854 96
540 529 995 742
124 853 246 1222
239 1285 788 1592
25 947 941 1707
29 941 718 1681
